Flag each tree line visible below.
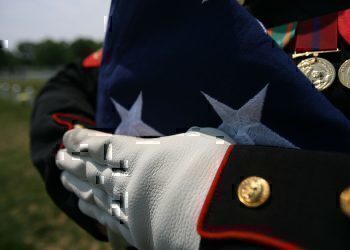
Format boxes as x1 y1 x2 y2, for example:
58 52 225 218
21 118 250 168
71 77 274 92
0 38 102 69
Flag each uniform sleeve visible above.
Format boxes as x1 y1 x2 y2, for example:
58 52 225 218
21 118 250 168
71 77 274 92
245 0 350 28
197 145 350 249
30 62 108 241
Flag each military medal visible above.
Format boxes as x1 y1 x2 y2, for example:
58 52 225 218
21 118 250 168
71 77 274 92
297 56 336 91
338 10 350 89
339 59 350 89
293 13 339 91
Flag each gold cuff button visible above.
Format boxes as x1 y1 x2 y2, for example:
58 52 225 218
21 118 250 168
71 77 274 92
238 176 270 208
74 124 85 129
340 187 350 218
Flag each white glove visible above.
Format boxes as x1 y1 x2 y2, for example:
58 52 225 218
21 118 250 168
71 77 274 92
56 128 234 250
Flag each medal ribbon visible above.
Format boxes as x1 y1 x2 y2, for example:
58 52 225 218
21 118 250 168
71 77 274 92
338 9 350 45
267 22 297 48
295 13 338 53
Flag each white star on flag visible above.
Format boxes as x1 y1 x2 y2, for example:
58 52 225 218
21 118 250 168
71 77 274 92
202 85 297 148
111 93 163 137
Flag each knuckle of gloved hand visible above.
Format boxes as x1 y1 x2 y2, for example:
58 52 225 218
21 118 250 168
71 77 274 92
84 137 112 164
63 128 87 152
85 160 106 185
60 171 72 191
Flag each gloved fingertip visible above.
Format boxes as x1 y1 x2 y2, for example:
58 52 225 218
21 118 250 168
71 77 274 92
63 128 96 152
63 129 80 150
60 171 71 191
55 149 65 169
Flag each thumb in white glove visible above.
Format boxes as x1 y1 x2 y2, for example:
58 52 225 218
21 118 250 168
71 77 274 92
56 128 234 250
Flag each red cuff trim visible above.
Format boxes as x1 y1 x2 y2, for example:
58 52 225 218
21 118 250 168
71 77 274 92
51 113 96 148
82 48 102 68
51 113 95 130
197 145 301 250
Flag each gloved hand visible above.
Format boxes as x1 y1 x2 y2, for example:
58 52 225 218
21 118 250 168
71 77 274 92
56 128 234 250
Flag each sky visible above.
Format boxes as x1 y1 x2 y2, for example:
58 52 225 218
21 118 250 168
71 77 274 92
0 0 111 50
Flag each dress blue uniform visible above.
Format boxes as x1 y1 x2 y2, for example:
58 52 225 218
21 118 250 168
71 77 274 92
30 0 350 249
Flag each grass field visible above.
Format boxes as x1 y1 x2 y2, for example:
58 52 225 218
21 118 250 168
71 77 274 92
0 80 111 250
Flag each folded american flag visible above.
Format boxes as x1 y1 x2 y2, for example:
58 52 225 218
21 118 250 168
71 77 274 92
97 0 350 153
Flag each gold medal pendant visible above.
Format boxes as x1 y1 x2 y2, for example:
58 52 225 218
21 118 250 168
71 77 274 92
297 56 336 91
338 59 350 89
236 0 245 5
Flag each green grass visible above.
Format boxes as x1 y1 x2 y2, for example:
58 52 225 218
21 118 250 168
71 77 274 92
1 78 46 92
0 85 111 249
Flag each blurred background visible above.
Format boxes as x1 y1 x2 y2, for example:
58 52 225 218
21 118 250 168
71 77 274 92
0 1 111 249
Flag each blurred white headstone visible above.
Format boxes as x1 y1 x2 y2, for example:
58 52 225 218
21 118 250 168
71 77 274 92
11 84 21 102
0 82 11 100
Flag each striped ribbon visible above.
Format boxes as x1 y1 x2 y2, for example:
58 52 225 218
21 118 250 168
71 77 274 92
295 13 338 52
267 22 297 48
